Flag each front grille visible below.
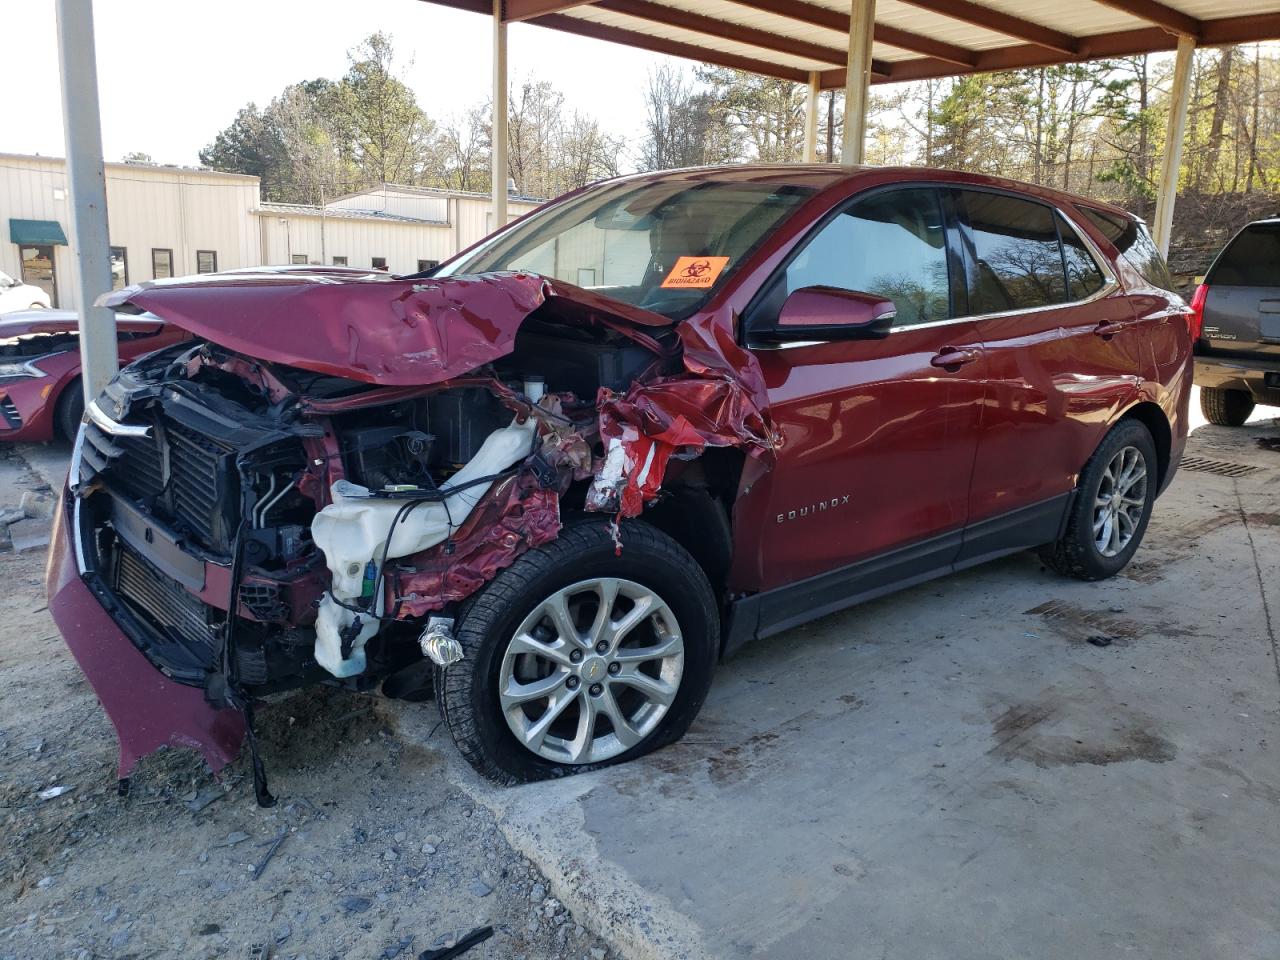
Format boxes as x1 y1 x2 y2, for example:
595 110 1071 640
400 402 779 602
113 543 221 651
165 422 226 543
0 396 21 429
102 416 236 552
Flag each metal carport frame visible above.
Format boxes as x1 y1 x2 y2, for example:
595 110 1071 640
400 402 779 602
54 0 1280 383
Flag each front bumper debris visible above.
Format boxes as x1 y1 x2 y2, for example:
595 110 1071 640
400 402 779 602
45 492 245 777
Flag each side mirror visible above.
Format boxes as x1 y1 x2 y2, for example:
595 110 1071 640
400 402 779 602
772 286 896 341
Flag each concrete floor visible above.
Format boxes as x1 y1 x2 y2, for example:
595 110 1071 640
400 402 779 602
431 401 1280 960
12 389 1280 959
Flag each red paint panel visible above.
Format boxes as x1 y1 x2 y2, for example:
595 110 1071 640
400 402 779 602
735 322 987 590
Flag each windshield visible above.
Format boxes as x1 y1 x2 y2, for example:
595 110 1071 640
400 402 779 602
437 177 817 320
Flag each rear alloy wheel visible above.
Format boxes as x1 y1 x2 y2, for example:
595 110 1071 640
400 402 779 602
1200 387 1254 427
1040 418 1158 581
437 520 718 783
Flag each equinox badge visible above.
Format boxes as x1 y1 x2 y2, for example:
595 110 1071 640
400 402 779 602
778 495 850 523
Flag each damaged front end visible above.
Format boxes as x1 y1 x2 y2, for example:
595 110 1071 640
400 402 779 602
49 269 774 787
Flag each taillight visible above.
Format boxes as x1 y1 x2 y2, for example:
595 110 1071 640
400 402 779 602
1188 283 1209 340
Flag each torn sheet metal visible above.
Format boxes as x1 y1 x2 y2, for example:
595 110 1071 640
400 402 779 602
392 473 562 619
587 307 779 517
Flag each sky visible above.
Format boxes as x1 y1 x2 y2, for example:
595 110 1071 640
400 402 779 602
12 0 673 168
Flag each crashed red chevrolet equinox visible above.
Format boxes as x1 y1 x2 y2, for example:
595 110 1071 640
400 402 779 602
46 166 1192 796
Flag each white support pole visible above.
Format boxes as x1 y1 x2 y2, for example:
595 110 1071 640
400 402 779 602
841 0 875 167
803 71 821 163
491 0 509 231
55 0 118 403
1153 33 1196 258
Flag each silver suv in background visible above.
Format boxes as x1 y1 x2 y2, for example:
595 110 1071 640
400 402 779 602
1192 219 1280 425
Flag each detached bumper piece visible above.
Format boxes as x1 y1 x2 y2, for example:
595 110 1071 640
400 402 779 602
45 497 246 778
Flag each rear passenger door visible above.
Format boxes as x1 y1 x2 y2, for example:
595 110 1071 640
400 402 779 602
953 189 1144 559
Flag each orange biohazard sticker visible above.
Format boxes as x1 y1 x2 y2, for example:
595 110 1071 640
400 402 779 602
660 256 730 290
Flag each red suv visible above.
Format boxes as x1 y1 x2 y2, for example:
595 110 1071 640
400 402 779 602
47 167 1191 794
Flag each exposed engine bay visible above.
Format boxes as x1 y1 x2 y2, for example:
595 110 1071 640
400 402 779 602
69 303 716 708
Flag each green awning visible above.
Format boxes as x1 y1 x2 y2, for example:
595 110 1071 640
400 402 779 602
9 219 68 246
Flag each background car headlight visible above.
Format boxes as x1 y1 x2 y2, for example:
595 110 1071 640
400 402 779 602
0 359 50 381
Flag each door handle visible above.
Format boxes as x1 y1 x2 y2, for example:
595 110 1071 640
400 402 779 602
1093 319 1128 338
930 347 980 369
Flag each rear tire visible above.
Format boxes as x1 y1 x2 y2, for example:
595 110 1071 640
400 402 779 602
54 380 84 444
1200 387 1254 426
1040 418 1158 581
437 519 719 784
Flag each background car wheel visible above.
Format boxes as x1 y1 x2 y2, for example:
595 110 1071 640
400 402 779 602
1200 387 1255 426
437 519 719 784
29 302 46 310
1039 418 1158 582
54 379 84 444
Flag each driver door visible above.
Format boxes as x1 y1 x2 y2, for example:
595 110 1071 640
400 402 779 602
737 186 987 592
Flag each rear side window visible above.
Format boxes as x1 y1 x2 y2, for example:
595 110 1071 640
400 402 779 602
961 191 1066 313
1056 213 1107 300
771 187 951 328
1079 207 1175 290
1208 225 1280 287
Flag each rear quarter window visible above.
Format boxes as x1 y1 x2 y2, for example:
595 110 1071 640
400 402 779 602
1079 207 1174 290
1208 225 1280 287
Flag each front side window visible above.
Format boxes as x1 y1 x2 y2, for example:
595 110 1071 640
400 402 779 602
961 191 1066 313
152 248 173 280
1207 225 1280 287
764 188 951 328
196 250 217 274
110 246 128 290
1056 214 1106 300
438 177 817 321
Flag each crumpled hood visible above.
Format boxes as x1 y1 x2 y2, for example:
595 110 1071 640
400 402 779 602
101 269 671 386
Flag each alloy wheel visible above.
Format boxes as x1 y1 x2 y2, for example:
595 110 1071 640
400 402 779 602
1093 445 1147 558
498 577 685 765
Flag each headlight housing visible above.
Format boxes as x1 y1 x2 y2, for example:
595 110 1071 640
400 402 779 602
0 359 50 382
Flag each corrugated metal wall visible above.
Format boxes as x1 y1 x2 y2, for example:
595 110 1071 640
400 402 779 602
0 154 262 311
1 154 544 312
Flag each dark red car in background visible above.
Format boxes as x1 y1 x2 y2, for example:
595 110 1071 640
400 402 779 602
46 167 1192 798
0 309 185 443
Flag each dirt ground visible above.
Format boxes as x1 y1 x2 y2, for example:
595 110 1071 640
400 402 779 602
0 446 613 960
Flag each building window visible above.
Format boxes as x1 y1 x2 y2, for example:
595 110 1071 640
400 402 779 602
152 248 174 280
196 250 218 274
417 259 439 273
372 257 388 271
332 256 348 266
291 254 308 265
110 246 129 290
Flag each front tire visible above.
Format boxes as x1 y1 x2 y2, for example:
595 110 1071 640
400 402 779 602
1040 418 1158 581
437 519 719 784
1200 387 1254 426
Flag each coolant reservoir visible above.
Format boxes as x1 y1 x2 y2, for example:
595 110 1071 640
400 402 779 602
310 415 537 677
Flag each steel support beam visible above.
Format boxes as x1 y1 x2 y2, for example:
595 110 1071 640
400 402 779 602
842 0 875 166
803 72 821 162
55 0 118 403
1153 33 1195 257
492 0 509 229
